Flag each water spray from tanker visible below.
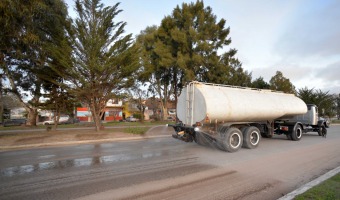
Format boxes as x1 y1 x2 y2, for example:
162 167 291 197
145 125 173 136
195 132 223 151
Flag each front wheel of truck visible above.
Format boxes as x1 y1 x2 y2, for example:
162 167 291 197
318 125 327 137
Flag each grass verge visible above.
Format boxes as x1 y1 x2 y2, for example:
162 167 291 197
0 121 174 131
123 127 149 135
331 119 340 124
0 127 152 148
294 172 340 200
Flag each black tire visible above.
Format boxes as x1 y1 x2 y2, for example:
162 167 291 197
242 126 261 149
291 124 302 141
217 127 243 152
318 125 327 137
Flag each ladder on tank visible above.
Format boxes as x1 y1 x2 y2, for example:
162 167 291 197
186 82 195 125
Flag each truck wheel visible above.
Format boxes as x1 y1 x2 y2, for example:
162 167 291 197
242 126 261 149
318 125 327 137
218 128 243 152
291 124 302 141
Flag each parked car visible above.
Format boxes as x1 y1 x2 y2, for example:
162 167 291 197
126 116 139 122
43 116 70 125
166 116 175 121
3 119 27 127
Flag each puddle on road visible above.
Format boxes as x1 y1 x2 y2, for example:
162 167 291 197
0 151 163 177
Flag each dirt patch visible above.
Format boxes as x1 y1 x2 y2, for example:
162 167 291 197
0 125 172 150
75 133 109 140
14 136 52 145
0 129 130 148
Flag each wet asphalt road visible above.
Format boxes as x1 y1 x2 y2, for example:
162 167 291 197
0 126 339 200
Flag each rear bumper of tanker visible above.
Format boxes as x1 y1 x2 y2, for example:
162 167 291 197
167 123 197 142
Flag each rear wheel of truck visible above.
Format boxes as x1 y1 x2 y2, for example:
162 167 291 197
291 124 302 141
242 126 261 149
218 127 243 152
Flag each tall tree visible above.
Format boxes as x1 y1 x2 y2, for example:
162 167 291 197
252 76 270 89
269 71 296 94
137 1 249 119
137 25 174 120
55 0 139 131
0 0 69 126
297 87 335 117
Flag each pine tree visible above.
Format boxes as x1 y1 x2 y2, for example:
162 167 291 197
269 71 296 94
0 0 69 126
137 1 250 119
252 77 270 89
56 0 139 131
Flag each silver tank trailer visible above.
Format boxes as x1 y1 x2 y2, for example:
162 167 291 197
177 82 307 125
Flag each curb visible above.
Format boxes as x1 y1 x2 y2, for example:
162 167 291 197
278 166 340 200
0 135 171 151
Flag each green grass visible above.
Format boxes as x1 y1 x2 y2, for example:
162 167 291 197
104 121 173 127
123 127 150 135
0 121 174 131
331 119 340 124
294 173 340 200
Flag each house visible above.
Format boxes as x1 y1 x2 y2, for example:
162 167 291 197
77 99 124 122
144 97 176 120
76 97 177 122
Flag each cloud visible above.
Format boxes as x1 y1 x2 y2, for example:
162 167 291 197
274 0 340 58
249 60 340 94
318 61 340 81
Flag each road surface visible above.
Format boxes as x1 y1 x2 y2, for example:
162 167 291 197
0 126 339 200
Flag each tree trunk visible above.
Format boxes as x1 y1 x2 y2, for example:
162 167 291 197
155 80 169 121
140 106 145 122
26 108 38 126
94 114 102 131
90 103 102 132
0 74 3 126
52 111 60 131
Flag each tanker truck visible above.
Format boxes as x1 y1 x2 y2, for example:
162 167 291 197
168 81 329 152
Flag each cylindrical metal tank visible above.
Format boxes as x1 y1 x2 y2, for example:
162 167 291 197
177 82 307 125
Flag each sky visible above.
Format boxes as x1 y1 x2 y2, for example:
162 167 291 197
65 0 340 94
